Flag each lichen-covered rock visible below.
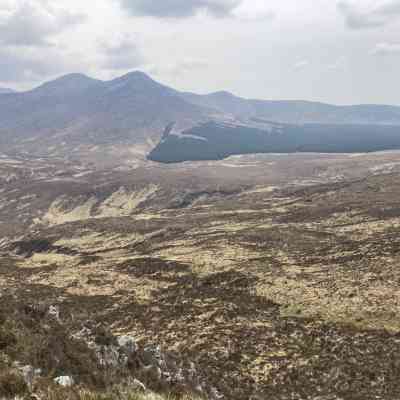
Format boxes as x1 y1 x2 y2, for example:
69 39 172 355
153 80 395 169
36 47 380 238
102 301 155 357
19 365 42 389
72 325 136 368
54 375 74 387
117 335 138 356
47 305 60 322
1 297 220 400
142 345 164 367
69 324 221 399
131 378 146 392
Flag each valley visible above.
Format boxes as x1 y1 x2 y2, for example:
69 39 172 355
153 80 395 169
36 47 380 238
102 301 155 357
2 150 400 398
2 0 400 397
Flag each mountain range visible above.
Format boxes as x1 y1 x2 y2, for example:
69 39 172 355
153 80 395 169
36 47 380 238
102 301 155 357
1 71 400 163
0 87 16 94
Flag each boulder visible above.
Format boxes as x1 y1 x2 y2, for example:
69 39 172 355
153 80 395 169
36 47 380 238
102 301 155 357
131 378 146 392
54 376 74 387
117 335 138 356
13 363 41 389
47 305 60 322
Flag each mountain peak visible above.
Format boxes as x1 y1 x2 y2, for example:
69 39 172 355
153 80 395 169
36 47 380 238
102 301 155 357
32 73 102 95
111 71 160 87
208 90 236 98
119 70 153 81
44 73 98 85
106 71 177 95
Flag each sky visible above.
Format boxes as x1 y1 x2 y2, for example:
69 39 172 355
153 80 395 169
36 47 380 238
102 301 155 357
0 0 400 104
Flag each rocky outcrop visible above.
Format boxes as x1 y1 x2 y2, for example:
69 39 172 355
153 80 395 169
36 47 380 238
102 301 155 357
54 376 74 387
1 301 220 400
71 321 221 399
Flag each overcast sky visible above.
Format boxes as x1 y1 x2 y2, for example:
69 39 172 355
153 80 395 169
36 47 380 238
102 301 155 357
1 0 400 104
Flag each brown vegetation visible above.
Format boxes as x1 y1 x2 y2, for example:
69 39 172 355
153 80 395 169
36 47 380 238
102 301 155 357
3 152 400 398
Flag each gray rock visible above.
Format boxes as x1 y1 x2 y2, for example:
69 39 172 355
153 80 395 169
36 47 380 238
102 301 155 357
143 345 166 368
71 326 92 342
14 364 41 388
131 378 146 392
94 345 121 368
47 305 60 321
117 335 137 356
54 376 74 387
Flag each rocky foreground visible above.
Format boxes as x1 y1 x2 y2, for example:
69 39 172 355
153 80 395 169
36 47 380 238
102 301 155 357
0 297 216 400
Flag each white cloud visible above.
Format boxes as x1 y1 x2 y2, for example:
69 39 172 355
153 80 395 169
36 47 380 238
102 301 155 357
229 1 275 21
371 42 400 55
0 45 87 83
118 0 242 18
327 57 346 70
149 58 210 77
0 0 86 46
293 60 310 70
0 0 400 104
100 35 144 70
338 0 400 30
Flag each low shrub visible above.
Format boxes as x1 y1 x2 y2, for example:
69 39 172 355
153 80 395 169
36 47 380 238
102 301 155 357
0 370 28 398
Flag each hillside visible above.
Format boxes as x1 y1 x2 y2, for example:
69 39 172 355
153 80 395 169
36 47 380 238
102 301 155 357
0 72 215 164
149 120 400 163
2 151 400 398
181 91 400 125
2 71 400 165
0 88 15 94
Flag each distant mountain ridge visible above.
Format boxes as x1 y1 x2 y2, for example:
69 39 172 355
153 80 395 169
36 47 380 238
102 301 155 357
31 73 101 96
1 71 400 163
0 72 214 160
181 91 400 125
0 87 16 94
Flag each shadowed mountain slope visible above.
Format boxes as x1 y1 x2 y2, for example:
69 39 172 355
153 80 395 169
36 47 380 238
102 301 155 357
149 120 400 163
